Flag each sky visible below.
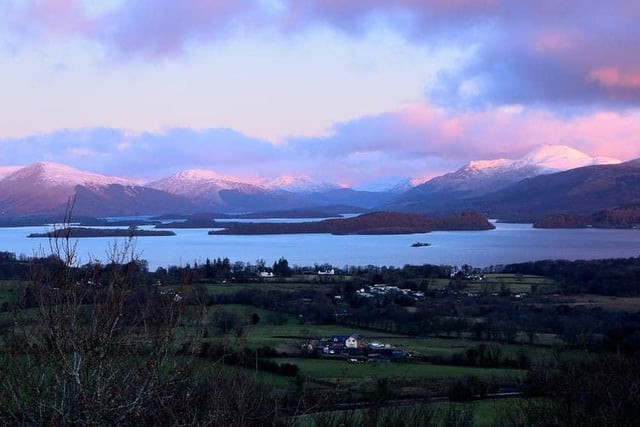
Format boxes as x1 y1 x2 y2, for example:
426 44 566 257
1 0 639 189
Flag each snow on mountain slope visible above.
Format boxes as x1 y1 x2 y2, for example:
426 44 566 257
0 165 23 180
150 169 342 199
2 162 133 189
464 158 513 172
148 169 365 212
403 145 621 196
262 175 341 193
147 169 268 206
452 145 619 181
512 144 620 171
0 162 147 215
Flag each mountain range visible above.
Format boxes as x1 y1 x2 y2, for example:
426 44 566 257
0 162 196 217
0 145 637 222
387 145 620 211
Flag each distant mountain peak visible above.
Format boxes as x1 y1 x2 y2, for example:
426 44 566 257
466 158 512 171
514 144 620 171
395 145 623 208
170 168 259 184
147 168 269 209
149 168 343 196
0 162 183 216
0 165 22 180
414 144 621 188
262 175 341 193
265 174 311 186
4 162 133 188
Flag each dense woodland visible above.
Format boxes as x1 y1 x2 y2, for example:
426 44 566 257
534 204 640 228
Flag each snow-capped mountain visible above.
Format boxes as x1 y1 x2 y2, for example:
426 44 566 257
2 162 134 189
148 169 263 193
386 145 622 214
389 145 618 194
150 170 341 196
0 165 22 180
0 162 392 216
470 158 640 220
0 145 627 217
0 162 193 216
407 145 620 196
262 175 341 194
148 169 347 211
511 144 619 172
147 169 268 208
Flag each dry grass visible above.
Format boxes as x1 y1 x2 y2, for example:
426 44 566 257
562 294 640 312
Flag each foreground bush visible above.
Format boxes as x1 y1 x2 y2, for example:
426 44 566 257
0 215 282 425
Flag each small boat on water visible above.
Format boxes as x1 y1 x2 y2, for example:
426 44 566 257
411 242 431 247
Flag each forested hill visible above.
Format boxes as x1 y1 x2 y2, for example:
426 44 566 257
209 211 494 235
534 204 640 228
27 227 176 238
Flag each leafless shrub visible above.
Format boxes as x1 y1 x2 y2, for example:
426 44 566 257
0 198 280 425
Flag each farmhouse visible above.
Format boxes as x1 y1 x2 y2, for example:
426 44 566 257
322 333 366 353
355 284 425 301
345 333 365 349
330 333 364 348
313 333 407 362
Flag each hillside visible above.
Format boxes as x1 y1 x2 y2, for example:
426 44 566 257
387 145 621 215
534 204 640 229
478 160 640 221
0 147 636 220
387 158 640 222
0 162 195 217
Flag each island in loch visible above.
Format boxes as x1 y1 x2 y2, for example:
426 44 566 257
208 211 494 235
28 227 176 238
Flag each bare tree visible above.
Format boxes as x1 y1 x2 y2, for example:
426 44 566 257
0 199 281 425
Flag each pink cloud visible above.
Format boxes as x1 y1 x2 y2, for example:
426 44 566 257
23 0 92 37
280 103 640 186
531 30 573 54
564 112 640 159
4 0 639 108
2 105 639 188
588 67 640 90
387 106 640 163
97 0 261 58
3 0 640 186
440 117 464 143
290 1 640 107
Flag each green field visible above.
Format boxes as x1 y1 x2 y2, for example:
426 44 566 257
465 274 557 294
0 280 21 305
2 271 636 424
291 398 530 427
197 280 338 295
276 357 525 382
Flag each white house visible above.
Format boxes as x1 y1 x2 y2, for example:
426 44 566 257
345 334 365 349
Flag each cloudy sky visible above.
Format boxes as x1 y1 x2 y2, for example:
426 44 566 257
1 0 639 189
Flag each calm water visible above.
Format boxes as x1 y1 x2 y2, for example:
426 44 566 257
1 222 639 270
